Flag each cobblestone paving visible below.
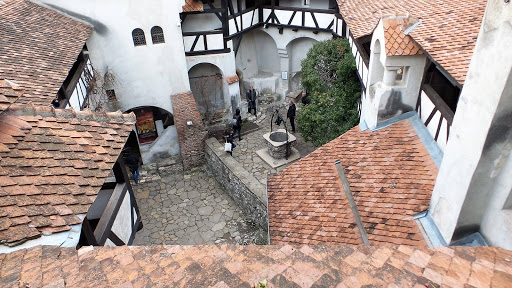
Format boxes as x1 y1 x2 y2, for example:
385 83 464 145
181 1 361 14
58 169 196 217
132 167 267 246
132 101 315 246
228 103 316 186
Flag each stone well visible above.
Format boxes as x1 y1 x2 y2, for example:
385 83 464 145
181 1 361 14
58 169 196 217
262 129 296 159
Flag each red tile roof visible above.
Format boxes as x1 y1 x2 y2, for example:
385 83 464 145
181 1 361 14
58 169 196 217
0 79 22 114
1 244 511 287
0 0 92 106
383 16 423 56
0 105 135 246
268 119 438 246
336 0 487 85
183 0 203 12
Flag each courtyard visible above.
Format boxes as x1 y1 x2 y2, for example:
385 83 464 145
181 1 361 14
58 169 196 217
133 102 316 245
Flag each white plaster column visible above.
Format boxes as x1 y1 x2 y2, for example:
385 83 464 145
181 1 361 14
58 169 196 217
383 68 399 86
278 48 290 95
429 0 512 246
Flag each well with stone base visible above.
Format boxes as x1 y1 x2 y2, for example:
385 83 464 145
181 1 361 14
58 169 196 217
262 129 296 159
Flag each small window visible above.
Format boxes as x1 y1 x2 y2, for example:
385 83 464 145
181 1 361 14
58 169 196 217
151 26 165 44
106 89 117 101
132 28 146 46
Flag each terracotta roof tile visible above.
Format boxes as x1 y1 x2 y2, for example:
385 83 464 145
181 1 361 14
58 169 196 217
182 0 203 12
336 0 486 85
0 105 135 246
1 245 511 287
0 79 23 114
0 0 92 106
383 17 423 56
268 119 438 246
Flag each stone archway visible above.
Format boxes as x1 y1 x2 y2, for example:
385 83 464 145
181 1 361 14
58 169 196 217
188 63 225 125
286 37 318 91
124 106 180 163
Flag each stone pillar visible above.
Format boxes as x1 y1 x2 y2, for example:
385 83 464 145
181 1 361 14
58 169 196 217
429 0 512 247
171 91 208 170
277 48 290 98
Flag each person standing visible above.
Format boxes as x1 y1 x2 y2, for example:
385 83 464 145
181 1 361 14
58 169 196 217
301 91 310 105
225 133 236 156
246 85 257 115
232 108 242 141
287 100 296 133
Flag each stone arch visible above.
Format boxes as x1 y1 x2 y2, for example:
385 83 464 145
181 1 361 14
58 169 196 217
236 29 280 79
188 63 225 124
124 106 174 143
286 37 318 91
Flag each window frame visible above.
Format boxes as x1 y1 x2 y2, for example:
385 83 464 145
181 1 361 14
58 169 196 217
132 28 147 46
151 26 165 44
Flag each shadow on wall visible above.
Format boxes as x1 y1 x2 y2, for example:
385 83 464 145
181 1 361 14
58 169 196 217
378 89 413 121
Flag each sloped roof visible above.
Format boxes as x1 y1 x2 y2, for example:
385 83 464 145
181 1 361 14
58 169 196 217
0 79 22 114
336 0 487 85
0 105 135 246
0 0 92 106
183 0 203 12
383 16 423 56
268 119 438 246
1 244 511 287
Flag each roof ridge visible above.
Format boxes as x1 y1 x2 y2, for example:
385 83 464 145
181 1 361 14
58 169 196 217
6 104 136 123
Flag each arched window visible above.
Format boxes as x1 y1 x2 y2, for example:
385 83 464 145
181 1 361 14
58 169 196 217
132 28 146 46
151 26 165 44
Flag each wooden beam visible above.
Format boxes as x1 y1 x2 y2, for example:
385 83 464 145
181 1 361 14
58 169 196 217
334 160 370 246
93 182 128 245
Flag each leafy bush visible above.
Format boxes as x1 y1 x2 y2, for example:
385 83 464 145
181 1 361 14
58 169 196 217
297 38 361 147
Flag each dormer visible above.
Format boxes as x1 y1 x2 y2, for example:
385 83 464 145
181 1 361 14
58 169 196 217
361 15 427 130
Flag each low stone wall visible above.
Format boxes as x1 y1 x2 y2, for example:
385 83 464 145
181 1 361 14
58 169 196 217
205 138 268 230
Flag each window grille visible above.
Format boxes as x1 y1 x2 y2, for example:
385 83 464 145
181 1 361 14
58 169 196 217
151 26 165 44
106 89 117 101
132 28 146 46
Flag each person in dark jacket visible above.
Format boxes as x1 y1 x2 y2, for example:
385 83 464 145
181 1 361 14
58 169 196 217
287 100 296 133
231 108 242 141
301 91 310 105
246 86 257 115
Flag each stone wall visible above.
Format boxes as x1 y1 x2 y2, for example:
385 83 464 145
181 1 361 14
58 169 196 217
204 138 269 230
171 92 208 170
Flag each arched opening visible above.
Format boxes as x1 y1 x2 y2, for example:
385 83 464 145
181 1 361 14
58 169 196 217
188 63 225 124
125 106 174 144
132 28 146 46
286 37 318 91
235 29 280 94
150 26 165 44
369 39 385 88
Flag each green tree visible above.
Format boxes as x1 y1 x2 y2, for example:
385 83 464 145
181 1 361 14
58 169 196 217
297 38 361 147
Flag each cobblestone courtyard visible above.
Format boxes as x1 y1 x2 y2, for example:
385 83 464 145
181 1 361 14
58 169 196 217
132 167 267 245
133 101 315 246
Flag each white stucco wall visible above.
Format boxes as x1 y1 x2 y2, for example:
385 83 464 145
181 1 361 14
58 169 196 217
287 37 318 73
429 0 512 245
235 31 260 79
38 0 191 114
480 151 512 249
105 191 134 246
